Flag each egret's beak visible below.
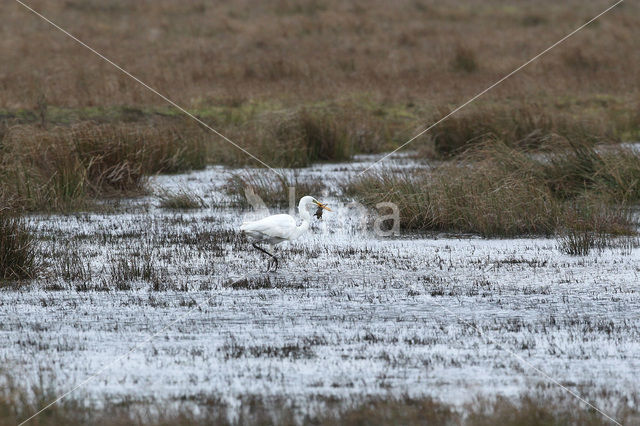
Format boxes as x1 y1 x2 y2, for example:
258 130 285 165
314 201 332 212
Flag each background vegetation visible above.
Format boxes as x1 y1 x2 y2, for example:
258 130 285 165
2 0 639 179
3 0 638 109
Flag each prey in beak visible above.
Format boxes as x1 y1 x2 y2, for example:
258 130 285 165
312 200 332 219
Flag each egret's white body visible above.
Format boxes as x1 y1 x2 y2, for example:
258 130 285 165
241 213 308 245
240 196 331 271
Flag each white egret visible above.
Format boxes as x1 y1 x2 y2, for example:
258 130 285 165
240 196 332 271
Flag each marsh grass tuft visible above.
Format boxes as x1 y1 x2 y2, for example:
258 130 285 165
109 248 168 290
157 189 206 209
224 108 354 168
54 248 92 282
557 205 639 256
451 45 479 73
544 141 640 202
0 209 38 282
557 229 603 256
225 276 274 290
346 141 640 238
423 105 616 159
0 123 208 212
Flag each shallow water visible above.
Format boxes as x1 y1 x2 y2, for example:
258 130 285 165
1 156 639 416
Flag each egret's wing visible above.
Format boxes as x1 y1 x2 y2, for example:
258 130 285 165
241 214 296 240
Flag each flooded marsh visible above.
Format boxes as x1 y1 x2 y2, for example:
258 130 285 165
2 157 639 422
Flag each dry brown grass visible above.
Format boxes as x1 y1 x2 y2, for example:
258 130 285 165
0 122 208 211
346 141 640 237
2 1 639 154
2 0 638 107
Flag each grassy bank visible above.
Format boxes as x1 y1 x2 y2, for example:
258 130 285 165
345 141 640 238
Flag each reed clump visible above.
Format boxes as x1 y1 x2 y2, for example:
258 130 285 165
220 107 391 168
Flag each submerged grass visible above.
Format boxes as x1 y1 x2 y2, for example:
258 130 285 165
346 141 640 238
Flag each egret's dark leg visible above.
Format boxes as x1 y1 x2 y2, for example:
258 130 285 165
252 243 279 272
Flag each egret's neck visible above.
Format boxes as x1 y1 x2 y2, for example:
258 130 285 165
298 203 312 223
290 200 312 239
